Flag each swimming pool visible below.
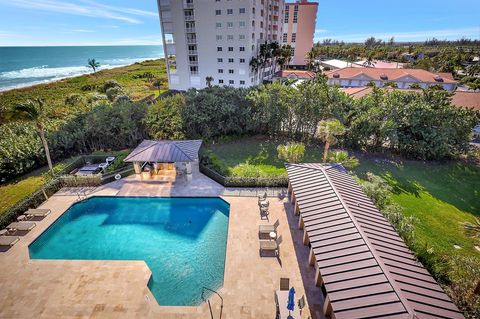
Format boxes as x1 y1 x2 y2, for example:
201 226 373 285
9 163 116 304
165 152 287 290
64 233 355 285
29 196 230 306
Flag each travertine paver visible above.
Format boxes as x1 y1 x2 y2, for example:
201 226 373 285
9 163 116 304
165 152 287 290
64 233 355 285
0 165 325 319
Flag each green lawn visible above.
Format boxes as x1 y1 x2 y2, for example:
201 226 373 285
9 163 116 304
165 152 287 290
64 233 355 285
207 137 480 258
0 150 130 217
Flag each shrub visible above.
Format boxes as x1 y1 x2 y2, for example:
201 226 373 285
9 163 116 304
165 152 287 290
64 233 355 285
200 151 229 176
327 150 359 169
65 93 86 107
230 163 265 178
87 93 108 104
277 142 305 163
103 80 121 93
145 94 186 140
80 84 97 91
106 86 125 102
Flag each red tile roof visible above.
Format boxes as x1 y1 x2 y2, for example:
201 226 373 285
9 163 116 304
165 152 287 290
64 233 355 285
327 67 457 84
286 163 464 319
340 87 480 110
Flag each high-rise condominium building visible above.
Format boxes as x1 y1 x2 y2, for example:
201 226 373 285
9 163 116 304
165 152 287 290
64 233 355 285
282 0 318 67
157 0 285 91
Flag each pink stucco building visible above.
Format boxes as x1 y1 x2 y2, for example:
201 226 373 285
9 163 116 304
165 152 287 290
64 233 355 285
282 0 318 67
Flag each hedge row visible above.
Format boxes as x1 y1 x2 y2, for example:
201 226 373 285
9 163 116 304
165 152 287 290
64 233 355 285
199 164 288 187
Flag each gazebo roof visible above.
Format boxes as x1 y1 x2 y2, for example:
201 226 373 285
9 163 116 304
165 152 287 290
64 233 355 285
124 140 202 163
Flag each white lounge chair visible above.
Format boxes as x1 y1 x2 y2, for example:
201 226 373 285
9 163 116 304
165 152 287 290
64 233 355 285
260 236 282 257
259 219 280 237
7 222 36 234
26 208 51 218
0 236 19 247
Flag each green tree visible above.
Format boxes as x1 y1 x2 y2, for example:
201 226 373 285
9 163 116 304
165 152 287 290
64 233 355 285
316 119 346 163
5 99 54 176
87 58 100 73
205 76 214 88
145 94 186 140
327 150 359 169
277 142 305 163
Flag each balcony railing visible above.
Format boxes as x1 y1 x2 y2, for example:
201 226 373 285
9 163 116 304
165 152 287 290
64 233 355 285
185 27 196 33
188 50 197 55
189 60 199 66
184 2 194 9
186 38 197 44
184 15 195 21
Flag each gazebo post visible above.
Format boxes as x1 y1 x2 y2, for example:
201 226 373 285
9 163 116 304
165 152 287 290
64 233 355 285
133 162 142 174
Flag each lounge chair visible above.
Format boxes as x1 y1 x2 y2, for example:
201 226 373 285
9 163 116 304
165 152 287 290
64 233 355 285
7 222 36 234
260 236 282 257
26 208 51 218
0 236 19 248
259 219 280 237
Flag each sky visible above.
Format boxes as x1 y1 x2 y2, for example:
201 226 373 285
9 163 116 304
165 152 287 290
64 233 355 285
0 0 478 46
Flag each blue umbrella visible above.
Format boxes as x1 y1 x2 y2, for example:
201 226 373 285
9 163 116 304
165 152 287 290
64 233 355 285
287 287 296 314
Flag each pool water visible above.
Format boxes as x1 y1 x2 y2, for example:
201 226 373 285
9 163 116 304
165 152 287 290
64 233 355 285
29 196 230 306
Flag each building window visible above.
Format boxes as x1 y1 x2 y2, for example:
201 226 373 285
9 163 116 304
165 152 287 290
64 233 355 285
227 22 233 28
293 11 298 23
217 47 222 52
239 46 245 52
216 35 223 41
219 79 224 84
217 58 223 63
216 22 222 28
291 33 296 43
228 58 234 63
228 47 234 52
240 58 246 63
229 69 234 74
239 21 246 28
215 9 221 15
283 33 288 42
240 80 245 85
190 66 198 74
227 34 234 40
294 5 298 11
227 9 233 14
239 8 246 14
218 69 224 73
252 7 255 14
239 34 245 40
229 80 234 85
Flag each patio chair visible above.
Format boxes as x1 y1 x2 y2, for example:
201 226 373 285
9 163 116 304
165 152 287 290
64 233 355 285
259 199 269 209
7 222 36 234
258 191 267 202
260 205 269 220
298 295 306 314
26 208 51 219
260 236 282 257
280 277 290 291
259 219 280 237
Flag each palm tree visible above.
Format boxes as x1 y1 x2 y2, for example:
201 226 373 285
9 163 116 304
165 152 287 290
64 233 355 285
279 44 294 69
205 76 214 88
6 99 54 175
87 58 100 73
249 57 260 79
316 119 346 163
153 79 162 95
305 48 317 71
363 54 375 68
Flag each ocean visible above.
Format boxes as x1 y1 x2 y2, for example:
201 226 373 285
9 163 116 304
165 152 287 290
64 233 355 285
0 45 164 91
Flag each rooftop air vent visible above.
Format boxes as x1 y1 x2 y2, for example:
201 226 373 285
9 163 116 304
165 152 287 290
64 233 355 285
333 73 340 78
380 73 388 80
434 75 444 82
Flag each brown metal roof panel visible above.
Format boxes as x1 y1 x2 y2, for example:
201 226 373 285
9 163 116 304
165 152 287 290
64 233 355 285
312 233 363 248
301 207 346 219
375 248 419 264
396 282 454 302
328 282 396 302
309 229 359 245
402 291 462 312
321 258 380 276
316 251 374 268
332 291 403 312
382 258 432 277
325 273 390 292
391 273 447 293
323 265 383 283
315 244 370 261
314 239 366 254
388 268 439 285
304 217 352 232
303 211 349 224
364 231 409 248
334 301 408 319
307 222 356 238
408 301 464 319
368 238 414 255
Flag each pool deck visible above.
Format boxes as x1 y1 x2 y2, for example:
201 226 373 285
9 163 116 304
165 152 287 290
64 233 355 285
0 166 325 319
